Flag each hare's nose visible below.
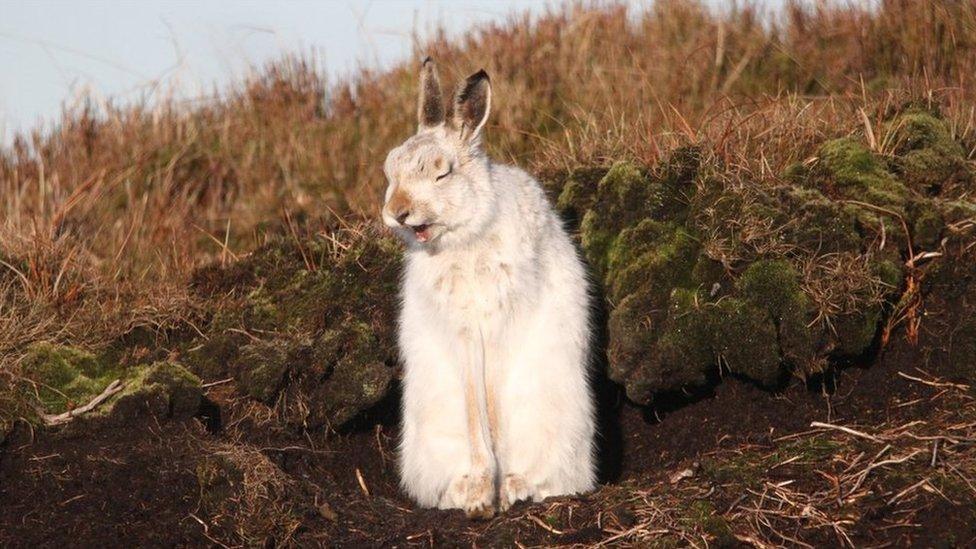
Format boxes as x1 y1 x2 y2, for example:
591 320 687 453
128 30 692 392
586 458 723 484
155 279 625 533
395 210 410 225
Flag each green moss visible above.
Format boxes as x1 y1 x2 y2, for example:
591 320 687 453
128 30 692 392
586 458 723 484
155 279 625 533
651 289 718 393
817 137 908 209
691 253 727 292
554 167 607 219
183 331 243 381
782 187 863 253
605 219 675 276
873 258 904 291
613 284 788 401
738 260 802 318
580 163 652 275
607 289 666 403
710 298 783 386
21 343 121 414
237 340 295 403
110 361 203 419
936 199 976 222
906 198 945 249
606 222 699 303
309 323 394 427
19 345 201 422
738 260 819 377
580 158 696 277
888 110 966 192
832 309 881 356
783 161 809 183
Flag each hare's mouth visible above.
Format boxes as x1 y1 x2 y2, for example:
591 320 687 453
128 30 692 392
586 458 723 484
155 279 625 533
411 224 431 242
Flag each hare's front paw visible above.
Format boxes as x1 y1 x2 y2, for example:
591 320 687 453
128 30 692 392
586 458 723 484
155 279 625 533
499 473 532 511
443 471 496 519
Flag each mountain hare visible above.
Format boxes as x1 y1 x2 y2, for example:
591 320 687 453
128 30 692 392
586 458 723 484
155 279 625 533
381 58 595 518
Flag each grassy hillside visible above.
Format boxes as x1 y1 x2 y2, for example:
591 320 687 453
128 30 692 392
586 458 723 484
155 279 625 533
2 1 976 546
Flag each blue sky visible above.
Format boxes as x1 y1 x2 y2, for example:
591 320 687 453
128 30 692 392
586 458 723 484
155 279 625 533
0 0 555 141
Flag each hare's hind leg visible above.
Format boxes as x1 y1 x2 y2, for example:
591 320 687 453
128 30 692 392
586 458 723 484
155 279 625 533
495 309 595 510
398 337 470 509
440 329 497 518
399 322 497 516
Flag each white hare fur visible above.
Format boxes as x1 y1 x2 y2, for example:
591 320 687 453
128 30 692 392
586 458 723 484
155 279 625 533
381 59 595 518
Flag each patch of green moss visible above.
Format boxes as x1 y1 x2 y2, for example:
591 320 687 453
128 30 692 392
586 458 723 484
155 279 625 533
936 199 976 222
709 297 783 386
832 309 881 356
781 187 863 253
691 253 727 292
738 260 803 318
601 222 706 401
606 222 699 303
21 343 121 414
554 166 607 220
581 156 698 278
887 110 966 193
817 137 908 210
237 340 297 404
737 260 819 376
109 361 202 420
606 289 663 403
782 161 810 183
909 200 945 248
873 258 904 291
580 163 653 275
307 323 394 427
651 289 718 393
19 344 201 423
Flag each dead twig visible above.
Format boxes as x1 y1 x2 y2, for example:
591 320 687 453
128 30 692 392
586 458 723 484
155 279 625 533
898 371 970 391
355 468 371 497
33 379 125 426
810 421 883 443
526 514 566 535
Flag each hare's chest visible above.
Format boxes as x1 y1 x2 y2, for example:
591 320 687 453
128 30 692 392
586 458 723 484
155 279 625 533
421 248 532 325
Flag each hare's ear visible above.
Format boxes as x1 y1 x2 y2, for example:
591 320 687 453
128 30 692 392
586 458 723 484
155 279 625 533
453 69 491 143
418 57 445 130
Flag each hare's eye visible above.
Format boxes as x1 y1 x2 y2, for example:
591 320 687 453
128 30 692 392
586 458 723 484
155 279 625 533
435 165 453 181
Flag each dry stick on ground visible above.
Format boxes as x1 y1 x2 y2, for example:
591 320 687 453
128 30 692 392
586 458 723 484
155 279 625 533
32 379 125 426
810 421 883 443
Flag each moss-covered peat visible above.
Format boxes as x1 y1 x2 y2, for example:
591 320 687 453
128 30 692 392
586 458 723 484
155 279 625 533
554 108 973 405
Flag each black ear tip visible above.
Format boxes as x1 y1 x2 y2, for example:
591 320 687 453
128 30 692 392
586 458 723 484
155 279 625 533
468 69 490 84
422 56 434 68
